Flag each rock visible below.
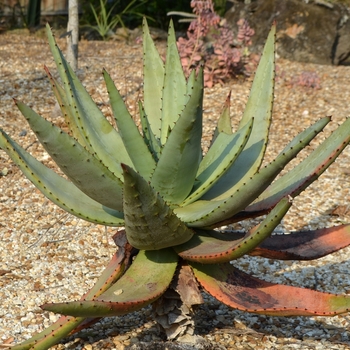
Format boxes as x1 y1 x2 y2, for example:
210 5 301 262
225 0 350 65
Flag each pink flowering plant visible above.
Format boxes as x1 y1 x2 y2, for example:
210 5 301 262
176 0 256 87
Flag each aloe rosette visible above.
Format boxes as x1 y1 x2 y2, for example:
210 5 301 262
2 19 350 349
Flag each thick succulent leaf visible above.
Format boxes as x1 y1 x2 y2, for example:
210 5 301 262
104 70 156 180
186 69 196 95
12 231 132 350
11 318 85 350
192 263 350 316
123 164 194 250
0 129 124 226
46 24 132 177
250 224 350 260
212 91 232 143
202 24 276 200
175 115 328 228
182 118 253 206
16 100 124 211
243 117 350 214
160 19 188 144
142 18 164 139
151 69 204 205
175 197 291 263
42 249 178 317
139 101 161 162
44 66 86 146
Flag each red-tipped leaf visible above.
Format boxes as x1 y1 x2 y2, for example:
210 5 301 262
175 197 291 264
250 224 350 260
192 263 350 316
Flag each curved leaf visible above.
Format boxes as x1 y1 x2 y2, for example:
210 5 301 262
16 100 124 211
176 197 291 263
160 19 188 144
12 231 132 350
104 69 156 180
42 249 178 317
245 117 350 213
0 129 124 226
181 118 253 206
192 263 350 316
250 224 350 260
175 115 328 228
46 24 132 177
202 24 276 200
151 69 203 205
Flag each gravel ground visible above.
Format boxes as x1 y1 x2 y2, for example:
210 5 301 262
1 29 350 349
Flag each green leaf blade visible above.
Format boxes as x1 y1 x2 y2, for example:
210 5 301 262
182 118 253 206
176 197 291 263
151 69 204 205
123 164 194 250
142 18 164 139
104 70 156 180
16 101 124 212
175 115 329 228
46 24 132 177
42 249 178 317
160 19 188 144
246 117 350 213
0 128 124 226
202 24 276 200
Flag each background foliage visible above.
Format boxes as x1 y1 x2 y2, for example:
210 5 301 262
80 0 193 30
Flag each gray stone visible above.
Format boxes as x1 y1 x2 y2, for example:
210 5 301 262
225 0 350 65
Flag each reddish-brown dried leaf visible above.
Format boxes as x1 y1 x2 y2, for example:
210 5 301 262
250 224 350 260
175 263 203 306
192 263 350 316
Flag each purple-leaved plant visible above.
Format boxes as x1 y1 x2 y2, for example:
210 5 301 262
176 0 257 87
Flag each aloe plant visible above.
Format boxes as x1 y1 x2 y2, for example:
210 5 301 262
2 19 350 349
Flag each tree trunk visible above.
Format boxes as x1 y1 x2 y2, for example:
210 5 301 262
66 0 79 71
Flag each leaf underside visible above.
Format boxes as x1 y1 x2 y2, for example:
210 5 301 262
192 263 350 316
42 249 178 317
250 224 350 260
